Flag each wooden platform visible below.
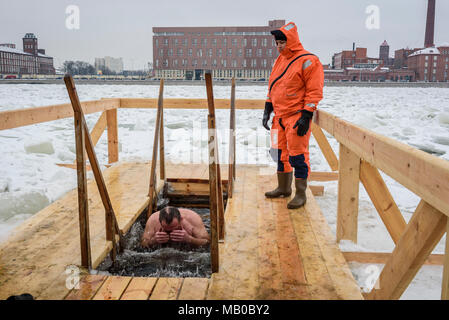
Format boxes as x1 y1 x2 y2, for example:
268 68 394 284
0 162 362 300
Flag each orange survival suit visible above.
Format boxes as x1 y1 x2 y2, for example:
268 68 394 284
266 22 324 179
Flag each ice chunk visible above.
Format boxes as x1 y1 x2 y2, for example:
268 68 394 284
432 136 449 146
439 112 449 125
0 190 50 221
24 139 55 155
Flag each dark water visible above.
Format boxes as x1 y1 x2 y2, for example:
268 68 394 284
96 207 212 278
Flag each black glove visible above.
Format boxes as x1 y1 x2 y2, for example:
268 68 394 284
262 102 273 131
293 110 313 136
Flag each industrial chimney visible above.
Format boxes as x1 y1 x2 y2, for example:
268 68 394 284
424 0 436 48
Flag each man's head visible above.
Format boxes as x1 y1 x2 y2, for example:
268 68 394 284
270 22 304 56
159 206 181 232
271 30 287 53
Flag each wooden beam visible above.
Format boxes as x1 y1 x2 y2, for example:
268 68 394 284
309 185 324 196
366 200 447 300
159 107 166 181
64 75 121 258
90 111 108 147
147 79 164 217
309 171 339 181
119 98 265 110
314 109 449 218
342 251 445 266
56 163 112 171
442 219 449 300
106 109 119 164
0 98 119 131
359 160 407 245
228 77 236 198
337 143 361 243
206 72 219 273
311 122 339 171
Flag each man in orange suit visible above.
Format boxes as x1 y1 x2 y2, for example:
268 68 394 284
263 21 324 209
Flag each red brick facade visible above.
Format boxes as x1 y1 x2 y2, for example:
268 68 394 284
0 33 55 76
152 20 285 79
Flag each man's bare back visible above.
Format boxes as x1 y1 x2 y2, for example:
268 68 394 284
141 207 210 248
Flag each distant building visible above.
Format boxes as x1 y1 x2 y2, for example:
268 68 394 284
152 19 285 80
95 56 124 74
0 33 55 76
407 46 449 82
332 46 381 70
379 40 394 66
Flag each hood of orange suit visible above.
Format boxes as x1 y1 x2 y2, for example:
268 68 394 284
277 22 304 57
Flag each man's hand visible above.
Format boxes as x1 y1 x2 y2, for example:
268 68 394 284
155 229 170 244
293 110 313 136
169 228 191 243
262 101 273 131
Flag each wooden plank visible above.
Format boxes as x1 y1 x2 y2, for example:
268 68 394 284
303 188 363 299
177 278 209 300
149 278 182 300
205 72 220 272
0 98 119 130
442 220 449 300
342 251 446 266
159 108 166 181
359 160 407 244
309 185 324 196
256 176 286 299
167 177 228 184
309 171 339 181
230 167 259 299
272 199 309 299
228 77 236 198
314 109 449 218
337 143 361 243
92 276 132 300
64 75 120 254
148 79 164 216
65 275 107 300
56 163 112 171
366 200 447 300
120 277 158 300
290 205 341 299
91 111 108 147
119 98 265 110
72 88 91 269
106 109 119 164
311 122 339 171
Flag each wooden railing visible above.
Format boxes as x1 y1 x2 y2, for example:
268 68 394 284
313 110 449 300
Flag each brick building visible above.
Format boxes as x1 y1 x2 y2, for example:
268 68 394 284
152 20 285 80
407 46 449 82
332 46 381 70
0 33 55 76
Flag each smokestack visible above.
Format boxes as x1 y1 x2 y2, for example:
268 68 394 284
353 42 355 51
424 0 436 48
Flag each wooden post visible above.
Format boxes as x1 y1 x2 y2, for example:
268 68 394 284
64 75 120 261
148 79 164 217
106 109 119 164
442 219 449 300
159 107 166 181
366 200 447 300
311 123 339 171
337 143 361 243
228 77 236 198
359 160 407 244
73 106 91 269
205 72 219 272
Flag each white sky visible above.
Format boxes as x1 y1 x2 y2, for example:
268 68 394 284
1 0 448 70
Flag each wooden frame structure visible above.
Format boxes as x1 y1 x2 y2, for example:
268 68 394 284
1 84 448 299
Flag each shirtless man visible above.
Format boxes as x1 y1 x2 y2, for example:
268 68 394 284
141 206 210 248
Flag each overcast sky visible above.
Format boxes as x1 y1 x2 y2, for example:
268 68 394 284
1 0 448 70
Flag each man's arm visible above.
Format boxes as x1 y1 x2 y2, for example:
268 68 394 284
302 56 324 113
141 216 169 247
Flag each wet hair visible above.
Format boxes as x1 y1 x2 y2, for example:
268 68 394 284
159 206 181 225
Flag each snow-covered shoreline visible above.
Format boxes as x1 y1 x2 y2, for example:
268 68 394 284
1 84 449 299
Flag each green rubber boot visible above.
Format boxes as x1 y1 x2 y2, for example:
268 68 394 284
287 178 307 209
265 172 293 198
